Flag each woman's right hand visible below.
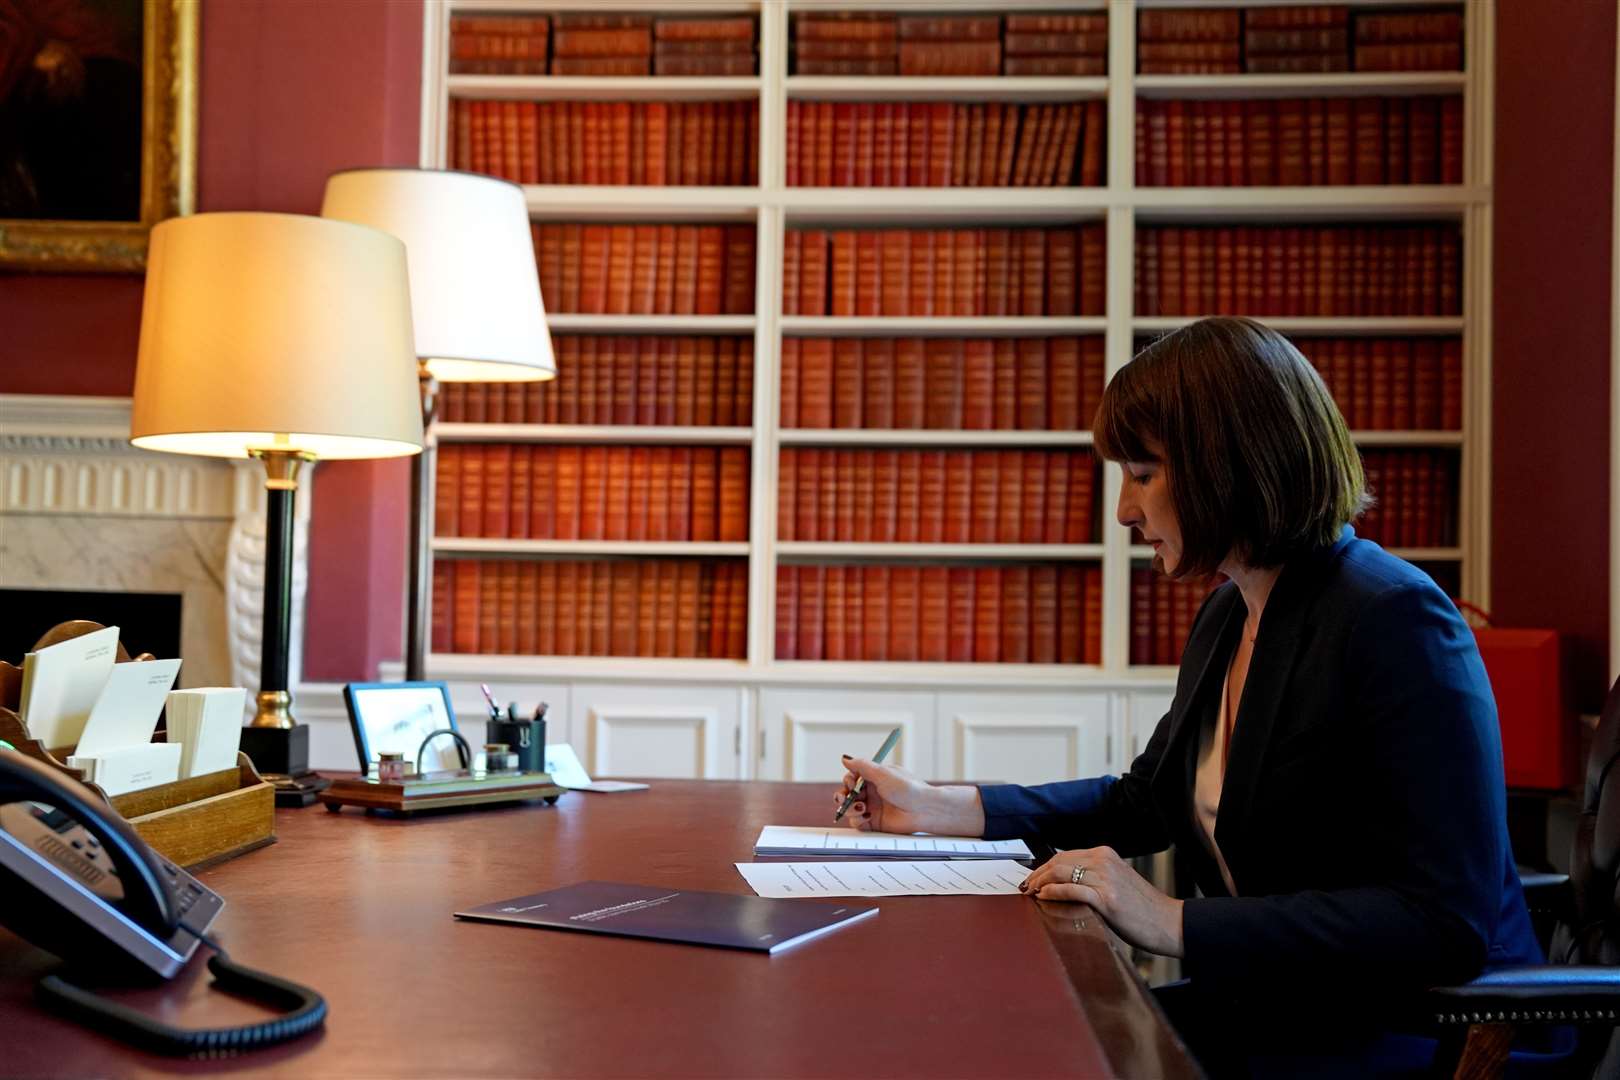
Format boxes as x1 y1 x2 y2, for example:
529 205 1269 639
834 755 938 834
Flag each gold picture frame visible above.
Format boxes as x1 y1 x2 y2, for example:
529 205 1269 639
0 0 198 273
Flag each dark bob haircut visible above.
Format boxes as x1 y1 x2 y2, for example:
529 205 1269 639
1093 317 1369 578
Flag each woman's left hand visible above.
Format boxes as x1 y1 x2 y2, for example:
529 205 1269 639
1021 847 1185 959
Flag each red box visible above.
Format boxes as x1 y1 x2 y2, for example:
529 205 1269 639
1473 628 1572 790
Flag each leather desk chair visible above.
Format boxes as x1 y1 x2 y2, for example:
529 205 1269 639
1420 676 1620 1078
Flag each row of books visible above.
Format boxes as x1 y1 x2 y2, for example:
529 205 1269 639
781 337 1105 432
1136 7 1461 74
790 12 1105 77
1359 450 1458 549
1135 225 1462 318
779 449 1099 546
775 563 1103 664
450 15 549 75
1130 569 1221 667
451 100 758 186
1135 96 1465 188
784 225 1105 318
453 13 757 76
786 100 1104 189
532 223 755 315
432 558 748 658
438 336 753 429
433 445 749 543
1301 337 1464 432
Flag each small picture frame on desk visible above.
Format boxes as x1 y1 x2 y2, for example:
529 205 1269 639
343 681 465 776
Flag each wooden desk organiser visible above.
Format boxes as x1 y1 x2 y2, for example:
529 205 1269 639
0 622 276 871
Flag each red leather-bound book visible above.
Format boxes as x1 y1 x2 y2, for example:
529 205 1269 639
877 230 910 315
1030 566 1058 663
1054 103 1083 186
883 566 917 662
799 338 834 428
873 102 894 187
627 227 657 315
821 565 846 660
660 447 689 541
1244 102 1275 187
982 228 1010 316
852 566 884 661
668 226 695 314
949 103 970 186
1045 228 1078 316
908 230 934 315
1018 229 1046 315
508 445 533 539
980 103 1004 186
991 339 1019 428
1017 338 1049 430
480 559 503 655
863 338 895 429
779 337 801 427
713 338 737 427
717 447 748 542
854 230 882 316
776 448 796 542
954 229 979 315
1149 573 1172 665
1351 98 1384 185
1439 338 1463 430
1077 224 1105 316
582 563 606 656
606 225 635 314
941 450 972 543
1047 338 1081 430
796 565 825 660
961 340 995 430
1021 452 1048 545
432 560 455 653
598 447 627 539
941 567 973 662
666 336 694 425
552 562 578 656
871 450 899 542
967 450 999 544
924 338 964 429
799 230 829 315
796 448 821 541
894 451 921 543
775 564 798 659
817 450 838 542
1067 454 1096 543
536 562 558 656
999 566 1031 664
1164 101 1187 187
458 444 487 538
607 562 637 657
932 228 956 315
662 560 693 658
688 448 718 541
605 336 632 424
693 336 718 426
833 337 863 428
997 451 1024 543
1369 339 1393 430
893 338 926 428
918 566 949 662
852 450 876 543
693 226 723 315
625 446 651 541
579 225 610 314
970 567 1000 662
1276 99 1307 186
723 225 754 314
735 338 755 422
917 450 946 544
435 445 461 537
452 561 481 654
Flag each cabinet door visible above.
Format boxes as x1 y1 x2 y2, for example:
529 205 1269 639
1123 691 1175 767
756 688 936 782
936 692 1110 787
571 684 745 780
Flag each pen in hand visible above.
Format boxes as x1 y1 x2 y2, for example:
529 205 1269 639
835 727 902 823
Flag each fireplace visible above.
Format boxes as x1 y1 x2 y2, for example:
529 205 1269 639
0 588 183 671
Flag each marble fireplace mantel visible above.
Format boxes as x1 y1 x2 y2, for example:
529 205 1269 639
0 394 310 695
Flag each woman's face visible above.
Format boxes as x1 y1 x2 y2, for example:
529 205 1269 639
1117 458 1183 575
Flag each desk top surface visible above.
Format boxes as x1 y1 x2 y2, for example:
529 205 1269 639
0 780 1195 1078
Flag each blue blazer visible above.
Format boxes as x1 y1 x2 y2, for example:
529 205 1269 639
981 527 1541 1003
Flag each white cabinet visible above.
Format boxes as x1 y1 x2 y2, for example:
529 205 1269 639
756 688 936 782
570 683 746 780
936 692 1111 787
1123 691 1175 767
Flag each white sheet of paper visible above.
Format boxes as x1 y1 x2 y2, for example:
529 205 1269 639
735 860 1029 898
71 658 182 756
19 626 120 750
544 743 649 792
754 826 1032 860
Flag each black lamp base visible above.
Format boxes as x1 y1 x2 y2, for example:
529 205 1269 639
240 725 330 808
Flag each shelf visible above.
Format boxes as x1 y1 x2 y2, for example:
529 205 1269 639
432 539 751 558
1133 317 1465 336
524 187 759 222
782 316 1105 337
1132 186 1478 222
779 429 1094 447
434 424 753 445
786 77 1107 104
764 660 1106 689
1351 430 1464 447
449 75 760 103
1130 544 1463 561
781 188 1107 225
546 314 757 333
429 654 756 683
1133 72 1466 101
776 543 1104 560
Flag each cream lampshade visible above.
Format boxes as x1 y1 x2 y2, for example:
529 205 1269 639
129 211 424 805
320 168 554 382
320 168 554 682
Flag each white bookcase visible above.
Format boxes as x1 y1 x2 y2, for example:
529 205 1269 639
415 0 1492 784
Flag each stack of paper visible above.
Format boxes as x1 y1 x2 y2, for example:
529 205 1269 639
736 859 1030 898
18 626 121 750
754 826 1033 862
165 688 247 779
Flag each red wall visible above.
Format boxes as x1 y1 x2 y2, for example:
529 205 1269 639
1492 0 1615 711
0 0 423 683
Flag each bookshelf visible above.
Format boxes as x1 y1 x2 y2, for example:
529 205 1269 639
416 0 1491 785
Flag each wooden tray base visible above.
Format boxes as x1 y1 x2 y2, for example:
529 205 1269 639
320 769 565 815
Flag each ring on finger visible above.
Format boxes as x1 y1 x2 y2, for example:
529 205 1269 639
1069 865 1087 885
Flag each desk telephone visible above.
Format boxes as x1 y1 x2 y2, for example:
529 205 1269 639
0 749 326 1053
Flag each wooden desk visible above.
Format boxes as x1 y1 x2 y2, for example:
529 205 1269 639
0 781 1197 1078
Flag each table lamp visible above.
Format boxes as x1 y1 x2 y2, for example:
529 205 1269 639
320 169 553 682
130 212 424 805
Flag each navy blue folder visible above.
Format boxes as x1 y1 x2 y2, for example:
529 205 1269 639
455 881 878 954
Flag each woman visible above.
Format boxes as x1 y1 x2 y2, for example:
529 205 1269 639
835 317 1541 1072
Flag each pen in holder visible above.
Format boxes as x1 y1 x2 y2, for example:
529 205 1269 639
488 712 545 774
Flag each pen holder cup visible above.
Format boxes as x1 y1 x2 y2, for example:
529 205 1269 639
488 717 545 774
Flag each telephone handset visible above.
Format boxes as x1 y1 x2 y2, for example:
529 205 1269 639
0 749 327 1053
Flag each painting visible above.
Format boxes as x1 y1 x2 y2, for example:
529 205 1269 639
0 0 197 272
